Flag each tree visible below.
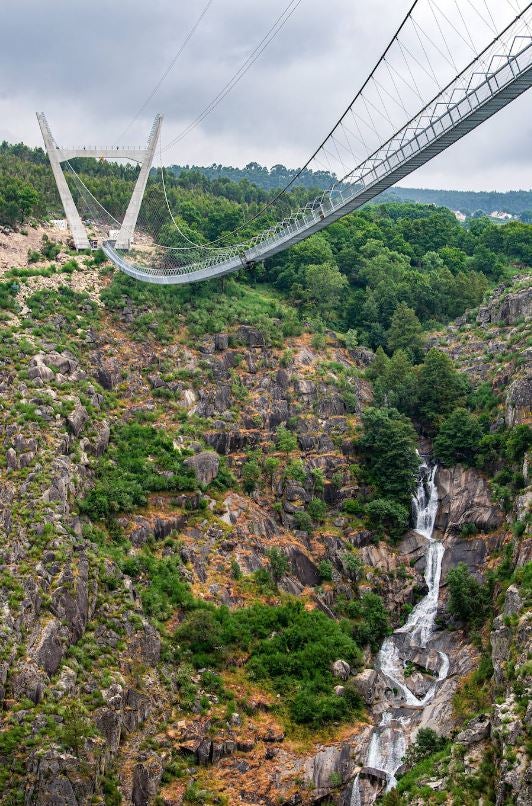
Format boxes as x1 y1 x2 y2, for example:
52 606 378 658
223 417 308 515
303 262 349 320
417 349 469 427
358 407 419 503
433 408 483 466
372 349 419 416
447 562 489 625
344 591 390 650
343 328 358 349
402 728 446 769
275 426 297 452
0 176 40 226
366 498 410 542
267 548 289 582
386 303 424 362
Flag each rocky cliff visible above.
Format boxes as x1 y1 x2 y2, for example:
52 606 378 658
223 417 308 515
0 236 529 806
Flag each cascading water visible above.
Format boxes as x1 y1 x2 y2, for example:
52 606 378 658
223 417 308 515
351 460 449 803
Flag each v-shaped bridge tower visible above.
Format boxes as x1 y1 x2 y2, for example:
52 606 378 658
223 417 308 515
36 113 162 250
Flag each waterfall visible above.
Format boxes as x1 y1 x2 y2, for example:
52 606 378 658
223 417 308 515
351 460 449 803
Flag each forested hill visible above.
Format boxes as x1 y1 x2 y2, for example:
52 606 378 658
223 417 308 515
385 186 532 217
168 161 532 218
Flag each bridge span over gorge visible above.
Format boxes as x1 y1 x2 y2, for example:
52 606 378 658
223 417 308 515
39 0 532 285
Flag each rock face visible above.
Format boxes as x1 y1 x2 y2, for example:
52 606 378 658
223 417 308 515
489 585 531 806
506 374 532 426
131 755 163 806
435 465 504 535
184 451 220 485
476 284 532 326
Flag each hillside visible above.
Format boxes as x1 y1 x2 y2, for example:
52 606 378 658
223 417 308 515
166 161 532 218
0 148 530 806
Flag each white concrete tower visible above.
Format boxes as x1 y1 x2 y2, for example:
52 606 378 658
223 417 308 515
36 113 162 251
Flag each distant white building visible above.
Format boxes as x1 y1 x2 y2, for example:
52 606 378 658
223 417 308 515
453 210 467 222
490 210 513 220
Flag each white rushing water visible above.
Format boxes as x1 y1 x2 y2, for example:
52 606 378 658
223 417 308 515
351 460 449 803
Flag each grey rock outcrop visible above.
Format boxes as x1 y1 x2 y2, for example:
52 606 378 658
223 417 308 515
184 451 220 485
436 465 504 534
131 755 163 806
476 284 531 326
506 374 532 426
67 404 88 437
455 713 491 744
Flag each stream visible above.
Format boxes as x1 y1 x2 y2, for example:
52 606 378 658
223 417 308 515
351 461 449 804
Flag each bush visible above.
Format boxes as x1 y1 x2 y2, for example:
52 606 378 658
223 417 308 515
267 548 289 582
402 728 447 769
366 498 410 541
318 560 333 582
342 498 365 516
275 426 298 452
433 408 483 466
447 562 490 626
121 553 194 620
307 497 327 522
294 511 313 532
242 458 261 492
176 599 363 727
80 423 196 519
343 552 364 582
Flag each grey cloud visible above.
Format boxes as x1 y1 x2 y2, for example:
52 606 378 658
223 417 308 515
0 0 530 190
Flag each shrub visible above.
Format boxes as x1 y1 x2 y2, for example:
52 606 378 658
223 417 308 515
342 552 364 582
294 511 313 532
433 408 483 466
318 560 333 582
275 426 298 452
307 497 327 522
267 548 289 582
447 562 490 626
176 599 363 727
80 423 196 519
366 498 410 541
342 498 365 516
285 459 307 482
230 560 242 580
121 553 194 620
242 458 261 492
402 728 447 769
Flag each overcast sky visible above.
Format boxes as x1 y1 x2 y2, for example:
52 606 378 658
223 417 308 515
1 0 531 191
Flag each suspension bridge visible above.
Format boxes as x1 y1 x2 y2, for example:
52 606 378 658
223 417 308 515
38 0 532 285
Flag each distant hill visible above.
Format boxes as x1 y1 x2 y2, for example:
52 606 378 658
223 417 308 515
381 186 532 217
168 162 336 192
168 163 532 218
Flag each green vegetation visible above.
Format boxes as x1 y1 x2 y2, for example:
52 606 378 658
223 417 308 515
176 600 363 727
357 407 419 504
446 562 490 627
80 422 196 519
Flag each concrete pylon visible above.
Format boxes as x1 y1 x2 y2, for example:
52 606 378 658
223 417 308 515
36 113 162 251
115 114 162 250
37 113 90 250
